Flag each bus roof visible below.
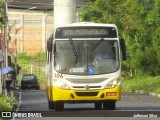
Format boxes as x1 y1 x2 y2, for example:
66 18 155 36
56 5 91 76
56 22 117 28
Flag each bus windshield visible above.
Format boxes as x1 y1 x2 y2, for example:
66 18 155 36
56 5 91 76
54 40 119 75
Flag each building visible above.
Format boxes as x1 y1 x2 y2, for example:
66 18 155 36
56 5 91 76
7 0 88 54
7 0 53 54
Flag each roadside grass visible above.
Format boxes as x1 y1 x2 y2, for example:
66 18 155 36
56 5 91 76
18 52 46 65
122 75 160 95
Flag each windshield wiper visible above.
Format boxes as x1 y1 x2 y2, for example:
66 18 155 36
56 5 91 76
69 38 78 64
90 38 104 53
89 38 104 60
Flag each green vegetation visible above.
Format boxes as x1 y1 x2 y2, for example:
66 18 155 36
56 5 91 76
0 0 6 28
80 0 160 76
80 0 160 96
0 93 19 112
18 52 46 65
122 75 160 95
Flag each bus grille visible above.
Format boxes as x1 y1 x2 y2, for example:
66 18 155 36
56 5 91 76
72 86 101 89
75 92 99 97
66 78 107 84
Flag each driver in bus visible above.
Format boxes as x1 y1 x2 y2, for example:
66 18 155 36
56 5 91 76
92 41 114 70
93 41 113 62
94 52 111 62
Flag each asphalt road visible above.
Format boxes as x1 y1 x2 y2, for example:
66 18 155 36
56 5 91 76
12 90 160 120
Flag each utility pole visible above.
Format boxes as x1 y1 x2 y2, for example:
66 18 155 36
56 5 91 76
20 7 37 53
42 14 47 51
53 0 77 28
3 0 9 95
4 0 8 67
13 21 17 90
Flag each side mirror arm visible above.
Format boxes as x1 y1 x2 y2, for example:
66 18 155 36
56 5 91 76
47 34 53 51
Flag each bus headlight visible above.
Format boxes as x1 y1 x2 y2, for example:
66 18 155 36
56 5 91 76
105 77 121 89
54 80 70 89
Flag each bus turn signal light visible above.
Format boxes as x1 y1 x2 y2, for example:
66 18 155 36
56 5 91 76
106 92 117 96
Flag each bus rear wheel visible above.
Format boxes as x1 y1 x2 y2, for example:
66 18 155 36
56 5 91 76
103 100 116 110
54 101 64 111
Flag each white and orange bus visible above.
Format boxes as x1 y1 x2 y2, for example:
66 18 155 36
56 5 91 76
46 23 126 111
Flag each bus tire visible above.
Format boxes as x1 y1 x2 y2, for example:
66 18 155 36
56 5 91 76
94 102 102 110
21 87 25 90
103 100 116 110
54 101 64 111
48 101 54 109
35 86 40 90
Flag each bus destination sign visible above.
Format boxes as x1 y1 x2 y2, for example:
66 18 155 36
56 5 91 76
55 27 117 38
63 29 108 36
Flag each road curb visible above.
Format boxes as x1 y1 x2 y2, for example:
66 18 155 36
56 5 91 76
134 90 160 98
149 92 160 98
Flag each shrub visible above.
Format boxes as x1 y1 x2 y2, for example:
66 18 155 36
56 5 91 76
137 47 160 76
0 94 13 111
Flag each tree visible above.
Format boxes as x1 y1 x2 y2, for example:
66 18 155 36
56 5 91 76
0 0 6 29
80 0 160 76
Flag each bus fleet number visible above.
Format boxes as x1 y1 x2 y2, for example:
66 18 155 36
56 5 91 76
55 73 63 78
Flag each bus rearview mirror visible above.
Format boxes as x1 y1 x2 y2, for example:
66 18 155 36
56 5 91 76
120 38 127 60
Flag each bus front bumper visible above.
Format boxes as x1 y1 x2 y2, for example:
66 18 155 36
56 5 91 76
50 85 121 102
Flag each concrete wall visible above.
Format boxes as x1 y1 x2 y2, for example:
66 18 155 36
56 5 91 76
8 0 88 54
8 9 54 54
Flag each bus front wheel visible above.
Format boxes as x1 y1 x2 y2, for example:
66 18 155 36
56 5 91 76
94 102 102 110
103 100 116 110
48 100 54 109
54 101 64 111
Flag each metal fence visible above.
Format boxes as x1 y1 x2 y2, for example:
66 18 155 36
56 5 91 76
18 64 46 89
